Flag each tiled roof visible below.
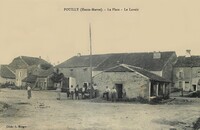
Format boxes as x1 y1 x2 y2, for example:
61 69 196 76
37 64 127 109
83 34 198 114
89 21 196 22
22 56 49 66
104 64 170 82
95 51 175 71
174 56 200 67
57 51 176 71
0 65 15 79
56 54 112 68
9 56 50 70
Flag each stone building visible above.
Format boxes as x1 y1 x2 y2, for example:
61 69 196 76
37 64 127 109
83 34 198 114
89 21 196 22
57 51 176 92
93 64 170 101
173 52 200 91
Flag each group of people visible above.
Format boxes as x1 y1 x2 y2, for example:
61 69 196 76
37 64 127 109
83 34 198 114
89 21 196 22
57 83 99 100
103 86 126 102
26 82 127 102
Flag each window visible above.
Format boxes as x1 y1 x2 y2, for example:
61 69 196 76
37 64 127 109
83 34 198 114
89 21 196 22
178 71 184 79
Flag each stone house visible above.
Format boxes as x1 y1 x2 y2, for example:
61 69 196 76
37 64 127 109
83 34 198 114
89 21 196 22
93 64 170 101
57 51 176 88
173 54 200 91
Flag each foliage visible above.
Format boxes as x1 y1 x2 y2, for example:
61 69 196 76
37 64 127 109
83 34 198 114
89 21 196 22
40 63 53 70
193 117 200 130
50 68 64 83
185 91 200 98
0 82 15 88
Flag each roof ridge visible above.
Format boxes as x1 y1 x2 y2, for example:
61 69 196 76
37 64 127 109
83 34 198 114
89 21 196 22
121 64 169 80
5 66 15 75
119 64 149 79
20 56 29 66
85 51 176 56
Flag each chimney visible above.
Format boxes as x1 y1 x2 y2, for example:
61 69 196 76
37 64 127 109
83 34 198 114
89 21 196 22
153 51 161 59
185 50 191 57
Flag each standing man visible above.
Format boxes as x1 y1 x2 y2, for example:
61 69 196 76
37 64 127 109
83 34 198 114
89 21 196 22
82 84 86 99
122 88 126 99
111 86 117 102
105 86 110 101
27 83 32 99
70 85 74 99
93 83 98 98
75 85 79 100
66 86 70 98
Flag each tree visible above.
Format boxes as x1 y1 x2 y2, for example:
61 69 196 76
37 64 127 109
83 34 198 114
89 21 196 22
40 63 53 70
50 68 64 83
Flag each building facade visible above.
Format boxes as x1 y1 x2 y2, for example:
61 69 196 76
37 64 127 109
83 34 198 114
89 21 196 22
173 55 200 91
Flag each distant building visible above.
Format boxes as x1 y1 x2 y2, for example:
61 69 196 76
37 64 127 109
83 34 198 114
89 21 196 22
22 67 54 90
173 51 200 91
8 56 52 88
93 64 170 101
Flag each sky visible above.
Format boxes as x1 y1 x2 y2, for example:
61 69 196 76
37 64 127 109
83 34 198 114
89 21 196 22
0 0 200 65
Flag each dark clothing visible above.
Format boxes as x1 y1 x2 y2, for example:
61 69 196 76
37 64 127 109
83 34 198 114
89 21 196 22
27 90 31 99
111 92 117 102
70 91 74 99
94 90 98 98
75 88 79 100
66 88 70 98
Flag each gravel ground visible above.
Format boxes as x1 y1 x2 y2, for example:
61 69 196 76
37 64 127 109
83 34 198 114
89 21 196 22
0 89 200 130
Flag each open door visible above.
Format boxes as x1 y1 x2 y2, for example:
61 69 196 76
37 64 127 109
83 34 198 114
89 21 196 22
115 84 123 98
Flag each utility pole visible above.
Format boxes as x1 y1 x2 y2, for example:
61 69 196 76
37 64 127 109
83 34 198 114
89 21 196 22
89 23 93 98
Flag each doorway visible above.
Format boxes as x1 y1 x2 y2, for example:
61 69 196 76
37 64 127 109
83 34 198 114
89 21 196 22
193 85 197 91
115 84 123 98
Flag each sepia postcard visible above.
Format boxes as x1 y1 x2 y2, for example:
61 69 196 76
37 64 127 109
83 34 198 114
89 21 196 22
0 0 200 130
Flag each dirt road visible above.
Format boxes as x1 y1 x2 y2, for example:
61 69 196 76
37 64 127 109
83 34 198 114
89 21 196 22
0 89 199 130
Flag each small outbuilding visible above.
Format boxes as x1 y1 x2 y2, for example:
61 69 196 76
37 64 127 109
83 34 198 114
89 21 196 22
93 64 170 101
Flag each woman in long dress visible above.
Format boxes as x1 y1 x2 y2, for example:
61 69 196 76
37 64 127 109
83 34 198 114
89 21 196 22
56 83 62 100
27 84 32 99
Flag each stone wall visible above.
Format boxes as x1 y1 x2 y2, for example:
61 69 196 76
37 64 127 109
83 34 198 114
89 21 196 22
173 67 200 91
59 67 91 87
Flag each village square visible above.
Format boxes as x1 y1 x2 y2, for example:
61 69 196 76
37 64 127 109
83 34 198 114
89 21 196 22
0 50 200 130
1 0 200 129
